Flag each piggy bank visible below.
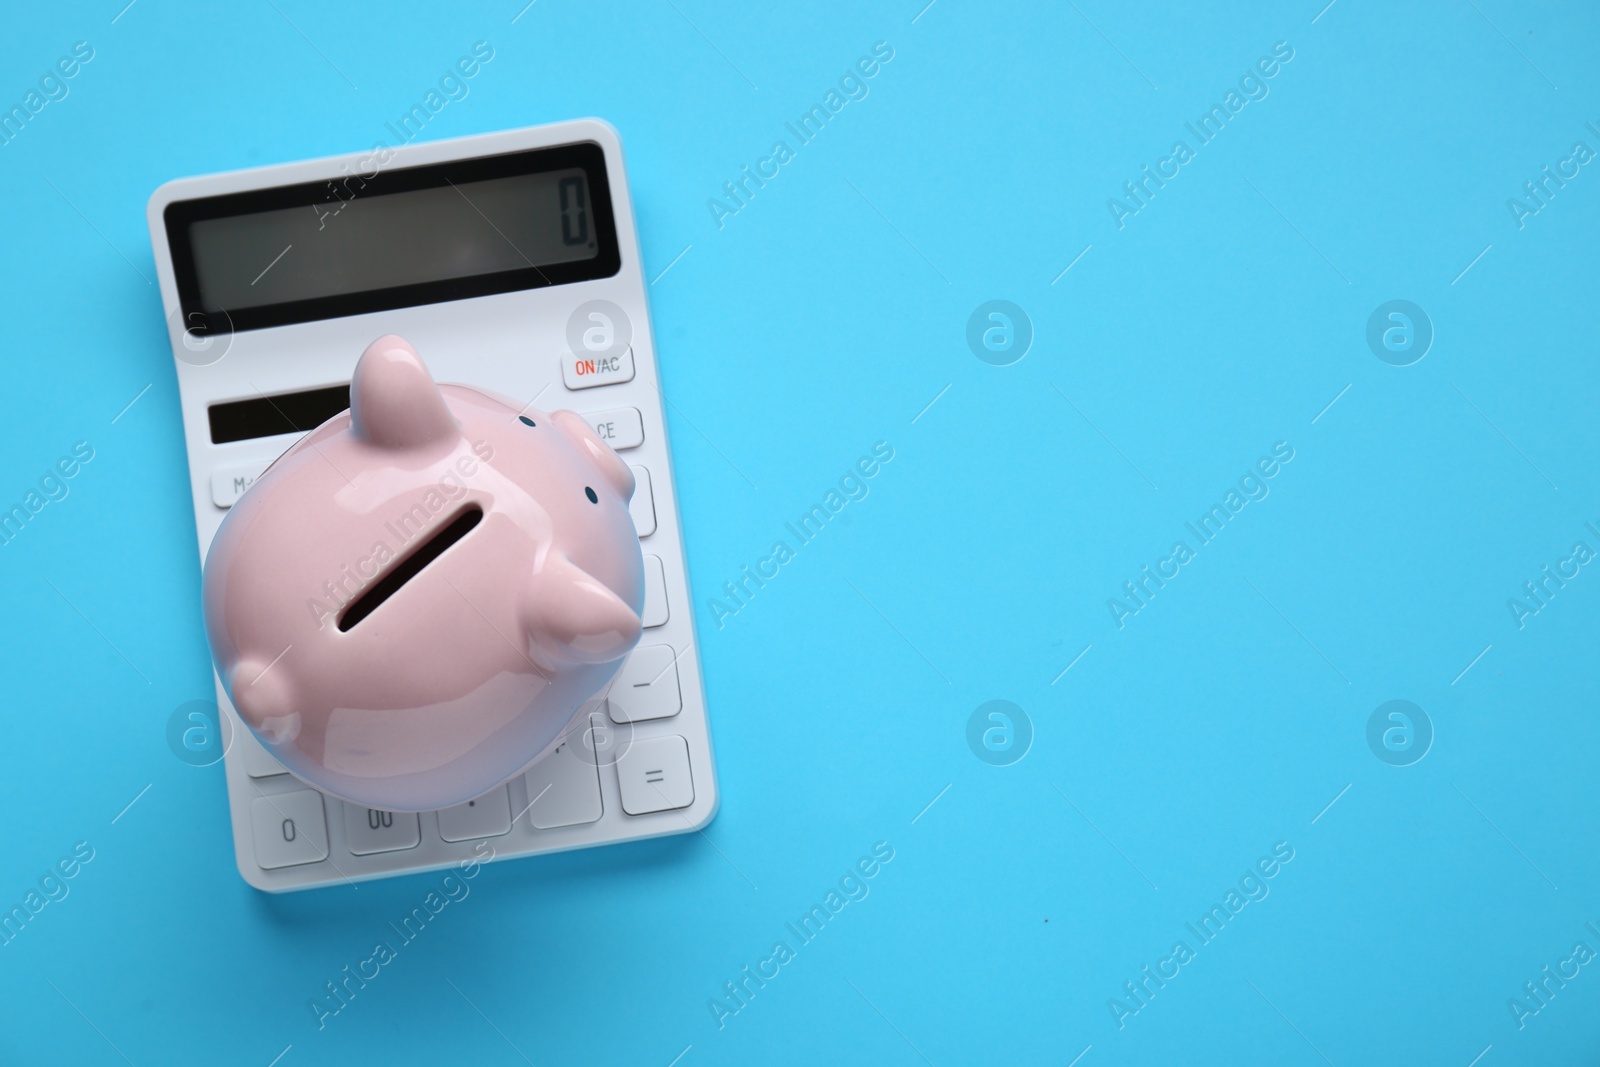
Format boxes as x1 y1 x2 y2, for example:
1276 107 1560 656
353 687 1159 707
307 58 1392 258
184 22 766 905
202 335 644 812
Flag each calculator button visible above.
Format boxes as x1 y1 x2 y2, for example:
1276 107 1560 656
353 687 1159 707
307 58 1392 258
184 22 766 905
583 407 643 451
251 790 329 869
628 465 656 538
562 346 635 390
211 463 266 508
343 805 421 856
616 735 695 815
642 555 668 628
437 786 512 842
522 736 603 829
239 726 290 778
608 645 682 723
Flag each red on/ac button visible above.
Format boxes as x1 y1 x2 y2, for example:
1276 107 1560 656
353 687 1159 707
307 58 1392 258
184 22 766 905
562 346 635 390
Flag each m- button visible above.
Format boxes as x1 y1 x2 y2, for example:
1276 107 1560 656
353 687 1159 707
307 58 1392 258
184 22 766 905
211 463 267 508
562 346 635 390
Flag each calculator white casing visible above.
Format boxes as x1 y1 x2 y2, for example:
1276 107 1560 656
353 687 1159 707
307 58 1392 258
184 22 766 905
147 119 718 892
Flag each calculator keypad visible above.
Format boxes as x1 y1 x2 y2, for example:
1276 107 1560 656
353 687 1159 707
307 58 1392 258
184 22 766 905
211 464 263 508
642 555 668 628
240 727 290 778
437 785 513 842
343 805 421 856
561 345 635 390
616 735 695 815
607 645 682 723
583 407 643 451
250 790 329 869
628 465 656 537
522 735 604 829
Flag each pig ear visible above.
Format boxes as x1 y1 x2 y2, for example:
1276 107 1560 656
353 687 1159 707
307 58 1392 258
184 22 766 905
549 409 634 501
523 554 641 666
351 335 458 449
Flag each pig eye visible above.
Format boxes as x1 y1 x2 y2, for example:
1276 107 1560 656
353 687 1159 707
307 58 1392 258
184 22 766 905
584 486 598 504
518 416 536 427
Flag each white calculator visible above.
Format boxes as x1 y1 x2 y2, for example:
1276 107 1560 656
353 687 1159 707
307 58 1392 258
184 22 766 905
147 119 718 892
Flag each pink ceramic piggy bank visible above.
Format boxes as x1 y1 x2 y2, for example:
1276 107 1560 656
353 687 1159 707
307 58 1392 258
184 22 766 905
203 335 644 812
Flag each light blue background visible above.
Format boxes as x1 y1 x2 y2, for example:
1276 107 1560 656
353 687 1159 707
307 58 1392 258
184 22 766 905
1 1 1598 1063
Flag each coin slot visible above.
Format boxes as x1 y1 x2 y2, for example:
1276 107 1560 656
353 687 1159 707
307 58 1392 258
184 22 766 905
338 506 483 632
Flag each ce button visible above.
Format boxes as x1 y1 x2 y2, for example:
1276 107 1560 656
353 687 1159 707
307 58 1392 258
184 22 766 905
581 407 643 451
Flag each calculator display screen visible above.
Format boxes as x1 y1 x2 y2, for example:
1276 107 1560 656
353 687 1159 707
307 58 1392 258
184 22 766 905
164 142 620 334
